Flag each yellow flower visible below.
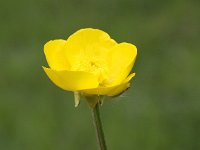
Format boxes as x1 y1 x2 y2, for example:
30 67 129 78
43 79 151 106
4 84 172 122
43 28 137 98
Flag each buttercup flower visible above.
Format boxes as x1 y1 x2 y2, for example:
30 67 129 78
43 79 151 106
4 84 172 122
43 28 137 101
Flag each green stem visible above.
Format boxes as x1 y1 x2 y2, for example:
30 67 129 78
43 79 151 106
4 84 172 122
92 103 107 150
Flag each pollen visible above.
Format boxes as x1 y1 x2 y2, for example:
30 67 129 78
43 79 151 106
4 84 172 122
70 55 109 86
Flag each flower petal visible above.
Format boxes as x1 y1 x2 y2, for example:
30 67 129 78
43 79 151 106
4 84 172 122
64 28 117 65
82 73 135 96
43 67 99 91
107 43 137 85
44 40 70 70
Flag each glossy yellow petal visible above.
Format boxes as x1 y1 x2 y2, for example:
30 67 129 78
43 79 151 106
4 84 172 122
43 67 99 91
44 40 70 70
82 73 135 96
43 28 138 99
64 28 117 66
107 43 137 85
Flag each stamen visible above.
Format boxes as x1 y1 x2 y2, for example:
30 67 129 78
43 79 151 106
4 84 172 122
70 54 109 86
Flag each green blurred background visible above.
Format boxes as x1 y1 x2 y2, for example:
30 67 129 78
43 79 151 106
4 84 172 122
1 0 200 149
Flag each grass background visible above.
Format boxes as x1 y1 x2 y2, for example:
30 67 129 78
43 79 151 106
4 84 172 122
0 0 200 149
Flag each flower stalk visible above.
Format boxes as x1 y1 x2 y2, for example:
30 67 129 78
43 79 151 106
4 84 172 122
92 103 107 150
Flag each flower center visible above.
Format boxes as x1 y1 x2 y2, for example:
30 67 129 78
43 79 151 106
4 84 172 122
70 56 109 86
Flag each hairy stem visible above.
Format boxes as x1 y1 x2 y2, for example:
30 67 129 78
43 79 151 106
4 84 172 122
92 103 107 150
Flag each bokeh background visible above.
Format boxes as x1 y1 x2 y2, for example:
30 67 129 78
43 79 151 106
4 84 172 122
1 0 200 149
